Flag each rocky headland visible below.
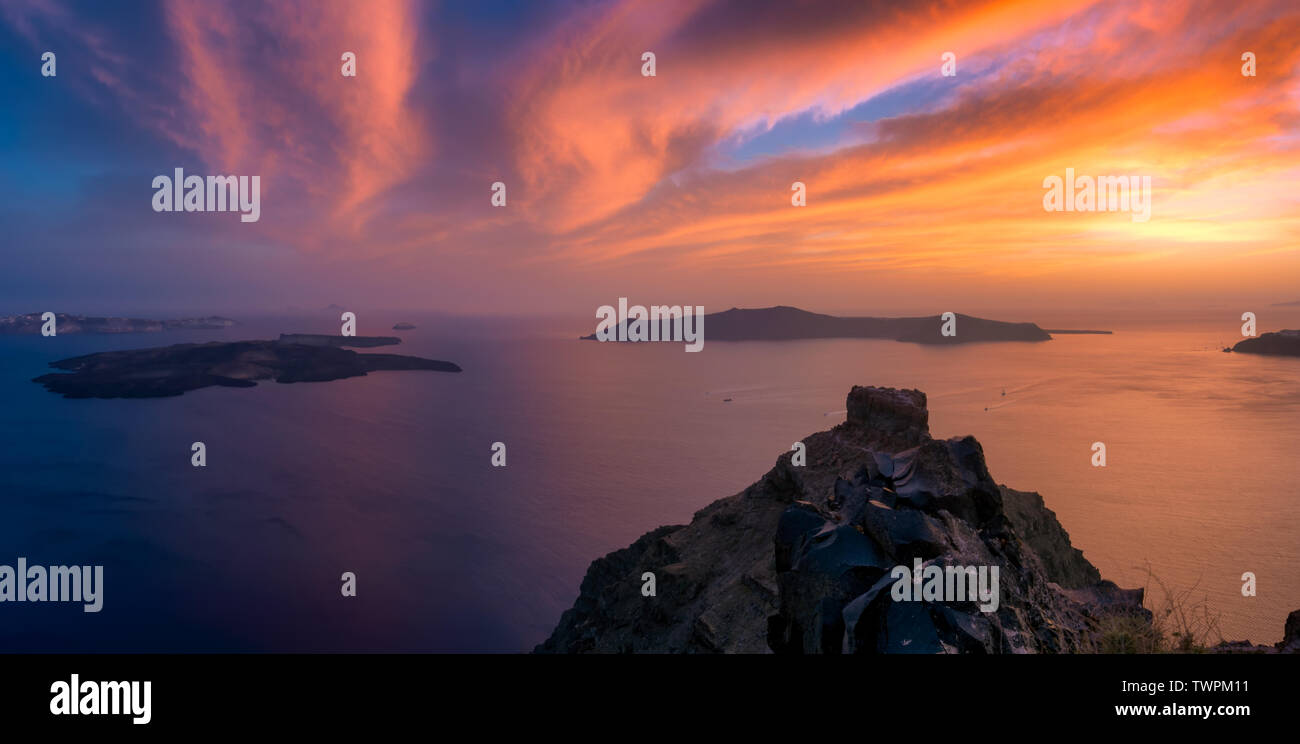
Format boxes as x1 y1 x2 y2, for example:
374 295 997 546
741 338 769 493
32 337 460 399
538 386 1294 654
1227 329 1300 357
0 312 236 334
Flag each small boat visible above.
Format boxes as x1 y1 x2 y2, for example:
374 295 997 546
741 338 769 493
723 398 733 402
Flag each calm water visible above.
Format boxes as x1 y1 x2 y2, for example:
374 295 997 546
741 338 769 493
1 312 1296 650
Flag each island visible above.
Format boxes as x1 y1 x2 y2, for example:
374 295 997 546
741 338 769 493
1227 329 1300 357
580 306 1054 345
32 338 460 399
277 333 400 348
392 322 416 330
0 312 236 334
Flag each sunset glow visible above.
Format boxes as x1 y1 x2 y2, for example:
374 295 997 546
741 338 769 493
2 0 1298 315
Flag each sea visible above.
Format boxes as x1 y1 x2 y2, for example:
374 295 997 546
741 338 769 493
1 309 1296 651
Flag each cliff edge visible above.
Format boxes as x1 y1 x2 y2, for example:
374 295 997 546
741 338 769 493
537 386 1148 653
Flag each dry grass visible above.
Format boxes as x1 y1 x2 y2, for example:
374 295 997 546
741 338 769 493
1084 564 1223 654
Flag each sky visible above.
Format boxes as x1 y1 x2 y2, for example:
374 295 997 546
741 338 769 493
1 0 1298 319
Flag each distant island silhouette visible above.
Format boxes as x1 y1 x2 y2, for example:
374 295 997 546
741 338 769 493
0 312 235 334
1227 329 1300 357
581 306 1104 345
33 336 460 399
277 333 401 347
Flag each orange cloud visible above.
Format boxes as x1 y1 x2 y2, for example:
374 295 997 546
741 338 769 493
506 0 1099 233
489 0 1300 311
159 0 427 244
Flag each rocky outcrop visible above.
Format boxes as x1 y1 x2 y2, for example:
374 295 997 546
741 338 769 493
1000 487 1100 590
538 386 1149 653
1228 329 1300 357
1212 610 1300 654
32 339 460 399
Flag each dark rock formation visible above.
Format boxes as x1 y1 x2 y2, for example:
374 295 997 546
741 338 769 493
0 312 235 334
580 306 1051 345
32 339 460 399
1228 329 1300 357
1000 488 1100 590
538 386 1149 654
1212 610 1300 654
277 333 400 348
